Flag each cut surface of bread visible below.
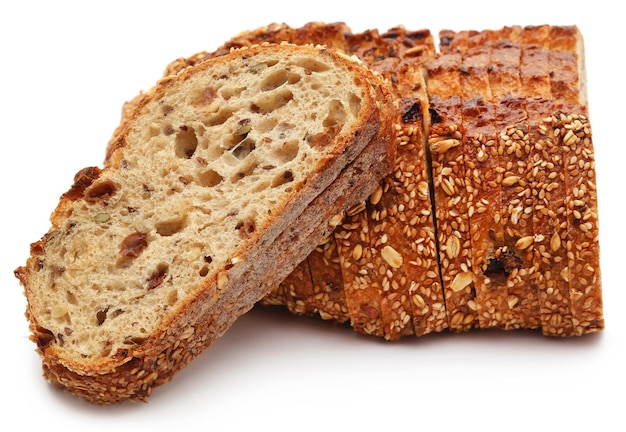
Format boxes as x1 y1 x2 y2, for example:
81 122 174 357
14 43 396 403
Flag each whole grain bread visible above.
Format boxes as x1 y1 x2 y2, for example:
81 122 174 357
205 23 603 339
14 42 396 403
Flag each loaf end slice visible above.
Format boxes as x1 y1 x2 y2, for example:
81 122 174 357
14 43 395 404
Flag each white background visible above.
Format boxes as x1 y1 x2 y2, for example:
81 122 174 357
1 1 623 430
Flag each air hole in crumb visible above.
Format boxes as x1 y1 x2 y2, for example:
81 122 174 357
261 69 301 91
162 124 175 136
198 169 223 187
123 335 147 345
109 309 124 319
250 89 293 114
248 59 279 74
230 160 258 182
306 125 341 149
273 140 299 164
294 57 330 73
175 126 199 158
306 101 345 149
348 93 362 117
101 342 113 357
220 86 246 100
235 217 257 238
167 290 178 306
206 108 234 126
156 215 188 236
223 120 250 150
161 104 174 116
272 170 294 187
191 86 217 107
66 290 78 305
323 100 347 128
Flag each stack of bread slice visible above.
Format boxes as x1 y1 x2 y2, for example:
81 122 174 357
172 22 602 340
15 21 604 404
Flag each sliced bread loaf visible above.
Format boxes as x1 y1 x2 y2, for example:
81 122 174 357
14 42 396 403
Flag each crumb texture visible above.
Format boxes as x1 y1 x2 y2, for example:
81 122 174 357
17 42 389 384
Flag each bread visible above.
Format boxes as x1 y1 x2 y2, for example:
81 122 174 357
14 42 396 403
174 23 602 338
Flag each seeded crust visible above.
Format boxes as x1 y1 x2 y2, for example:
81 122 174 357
458 42 509 329
14 43 396 403
518 27 558 333
548 27 601 335
527 98 575 335
489 33 540 331
307 235 349 323
425 49 477 332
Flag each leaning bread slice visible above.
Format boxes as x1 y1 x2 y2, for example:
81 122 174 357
14 43 395 404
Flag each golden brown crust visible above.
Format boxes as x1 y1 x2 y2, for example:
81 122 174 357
335 202 384 336
347 27 444 339
448 33 507 329
307 235 350 323
426 33 476 332
556 106 603 335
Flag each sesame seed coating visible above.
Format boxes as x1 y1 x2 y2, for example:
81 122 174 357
227 22 602 340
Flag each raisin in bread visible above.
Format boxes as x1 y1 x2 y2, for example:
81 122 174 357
14 42 396 404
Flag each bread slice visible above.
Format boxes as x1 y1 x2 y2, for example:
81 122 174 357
516 27 571 335
546 27 602 335
14 43 396 403
488 33 542 331
425 41 477 332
